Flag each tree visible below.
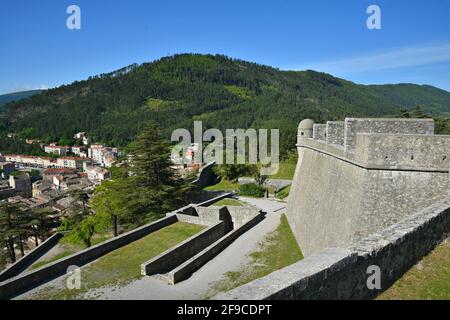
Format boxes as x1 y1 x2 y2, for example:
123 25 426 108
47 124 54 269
249 164 268 187
126 122 177 214
90 178 132 237
30 208 56 247
0 202 25 263
73 217 96 248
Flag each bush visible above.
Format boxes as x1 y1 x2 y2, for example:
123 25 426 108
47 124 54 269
238 183 266 198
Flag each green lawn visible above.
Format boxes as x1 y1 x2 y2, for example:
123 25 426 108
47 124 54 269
30 233 114 270
378 238 450 300
270 162 296 180
212 198 244 207
30 251 75 270
204 179 239 192
26 222 205 300
205 214 303 298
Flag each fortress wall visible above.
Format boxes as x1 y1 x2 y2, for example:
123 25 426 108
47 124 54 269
326 121 345 145
215 195 450 300
354 133 450 171
354 170 448 242
344 118 435 151
313 124 327 140
286 146 365 256
287 139 449 256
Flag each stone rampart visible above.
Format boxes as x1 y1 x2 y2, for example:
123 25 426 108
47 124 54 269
216 195 450 299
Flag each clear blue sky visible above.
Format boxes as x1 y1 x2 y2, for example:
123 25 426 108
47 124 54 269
1 0 450 94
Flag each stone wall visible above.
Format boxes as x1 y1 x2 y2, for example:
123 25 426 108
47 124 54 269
227 206 263 228
354 133 450 171
313 124 326 140
344 118 434 151
141 221 231 276
287 142 449 256
326 121 344 146
287 147 365 256
167 210 264 284
288 118 450 256
216 195 450 300
0 232 63 282
193 161 219 188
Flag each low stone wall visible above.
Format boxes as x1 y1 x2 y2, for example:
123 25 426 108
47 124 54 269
193 162 219 188
227 206 262 228
196 192 233 207
168 210 265 284
176 206 231 226
0 215 177 300
0 232 64 282
215 195 450 300
141 221 231 276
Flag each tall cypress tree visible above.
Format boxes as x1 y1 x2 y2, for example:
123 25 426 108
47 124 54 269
127 121 177 215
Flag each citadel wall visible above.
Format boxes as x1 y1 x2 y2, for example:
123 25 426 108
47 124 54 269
287 118 450 256
215 194 450 300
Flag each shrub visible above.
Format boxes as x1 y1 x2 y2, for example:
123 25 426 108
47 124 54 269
238 183 266 198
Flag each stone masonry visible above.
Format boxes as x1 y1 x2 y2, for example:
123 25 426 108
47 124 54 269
287 118 450 256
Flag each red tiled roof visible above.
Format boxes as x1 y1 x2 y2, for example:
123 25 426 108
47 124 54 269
43 168 76 175
4 154 54 161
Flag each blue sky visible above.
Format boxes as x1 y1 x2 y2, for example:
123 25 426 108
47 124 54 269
1 0 450 94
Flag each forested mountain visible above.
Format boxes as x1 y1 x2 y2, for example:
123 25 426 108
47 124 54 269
0 90 43 109
1 54 449 155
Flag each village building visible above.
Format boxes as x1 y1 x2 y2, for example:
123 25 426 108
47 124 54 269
44 145 70 156
55 157 92 171
88 144 118 167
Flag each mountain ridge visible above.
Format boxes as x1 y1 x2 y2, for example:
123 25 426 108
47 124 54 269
1 54 449 154
0 90 43 109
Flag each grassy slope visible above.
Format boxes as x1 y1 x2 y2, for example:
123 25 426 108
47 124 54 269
378 238 450 300
26 222 204 300
204 179 239 192
277 185 291 200
212 198 244 207
30 233 113 270
205 214 302 298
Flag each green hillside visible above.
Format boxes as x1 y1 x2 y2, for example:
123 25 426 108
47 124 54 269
1 54 449 155
0 90 43 109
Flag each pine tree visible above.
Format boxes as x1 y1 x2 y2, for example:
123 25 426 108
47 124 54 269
127 122 176 214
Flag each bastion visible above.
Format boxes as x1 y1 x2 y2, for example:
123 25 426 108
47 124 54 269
287 118 450 256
